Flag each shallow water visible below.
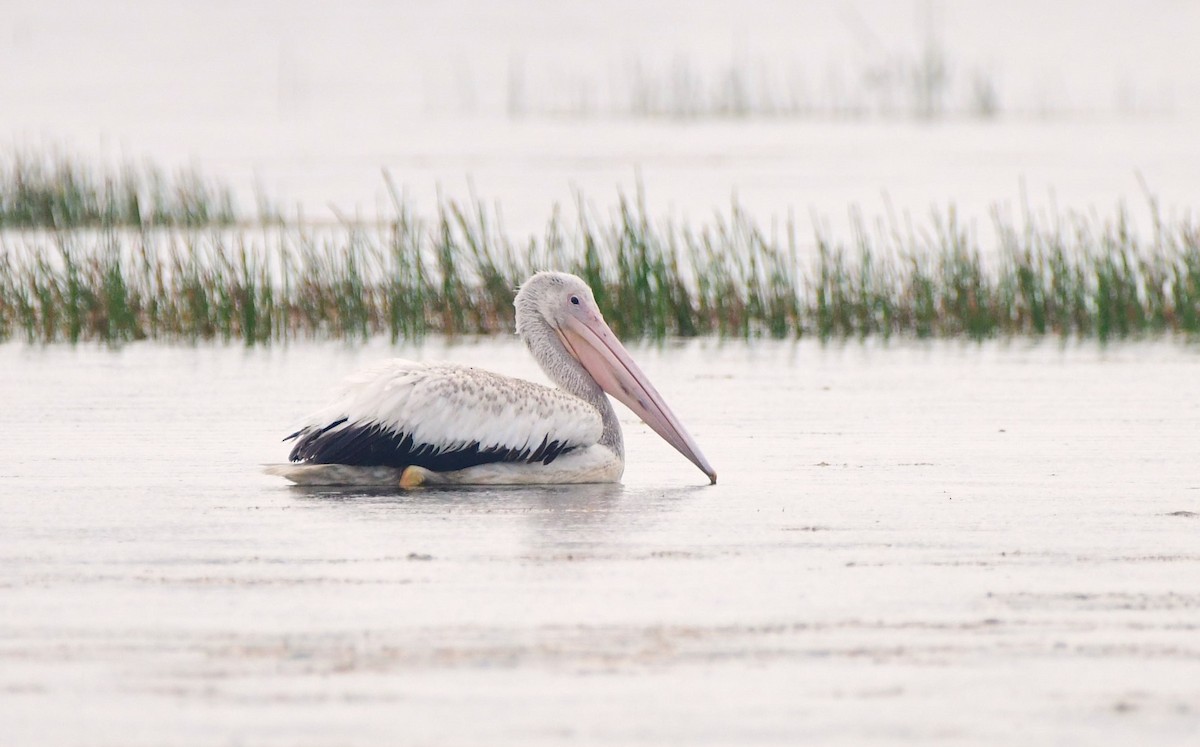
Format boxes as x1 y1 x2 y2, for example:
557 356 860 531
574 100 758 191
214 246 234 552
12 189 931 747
1 339 1198 745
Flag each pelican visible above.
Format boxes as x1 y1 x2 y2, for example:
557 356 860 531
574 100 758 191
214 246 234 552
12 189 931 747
267 271 716 487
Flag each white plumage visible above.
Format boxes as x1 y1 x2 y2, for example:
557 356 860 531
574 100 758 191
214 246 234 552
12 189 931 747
297 359 602 458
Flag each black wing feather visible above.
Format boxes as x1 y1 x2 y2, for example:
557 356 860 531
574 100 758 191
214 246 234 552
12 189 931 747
286 422 575 472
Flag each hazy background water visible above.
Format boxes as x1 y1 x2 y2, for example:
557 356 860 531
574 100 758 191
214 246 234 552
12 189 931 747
3 0 1200 236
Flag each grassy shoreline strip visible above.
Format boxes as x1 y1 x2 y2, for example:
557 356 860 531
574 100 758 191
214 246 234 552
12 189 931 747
1 194 1197 344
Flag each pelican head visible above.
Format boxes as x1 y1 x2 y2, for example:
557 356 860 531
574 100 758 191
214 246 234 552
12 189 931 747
515 272 717 484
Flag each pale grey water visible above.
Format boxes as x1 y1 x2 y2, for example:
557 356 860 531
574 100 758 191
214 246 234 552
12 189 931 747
1 339 1199 745
6 2 1200 742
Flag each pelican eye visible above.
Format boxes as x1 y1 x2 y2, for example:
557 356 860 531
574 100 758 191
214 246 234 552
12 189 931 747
570 296 580 305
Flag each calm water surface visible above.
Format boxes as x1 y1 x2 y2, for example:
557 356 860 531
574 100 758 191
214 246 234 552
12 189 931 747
1 338 1198 745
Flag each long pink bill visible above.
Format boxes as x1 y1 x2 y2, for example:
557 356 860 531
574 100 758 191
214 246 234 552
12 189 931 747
558 313 717 484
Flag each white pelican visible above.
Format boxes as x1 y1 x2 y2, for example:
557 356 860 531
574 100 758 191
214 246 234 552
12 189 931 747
267 271 716 487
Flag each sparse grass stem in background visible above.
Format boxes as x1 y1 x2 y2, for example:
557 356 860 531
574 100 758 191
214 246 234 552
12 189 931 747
0 151 237 229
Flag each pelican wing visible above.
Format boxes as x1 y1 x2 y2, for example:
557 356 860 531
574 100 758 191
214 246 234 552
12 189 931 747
285 360 602 471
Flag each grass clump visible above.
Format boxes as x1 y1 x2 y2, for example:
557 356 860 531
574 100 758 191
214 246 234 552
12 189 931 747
1 187 1197 345
0 152 236 229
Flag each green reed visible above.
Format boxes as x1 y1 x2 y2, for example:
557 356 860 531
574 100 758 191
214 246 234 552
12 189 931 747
0 190 1197 345
0 152 237 229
